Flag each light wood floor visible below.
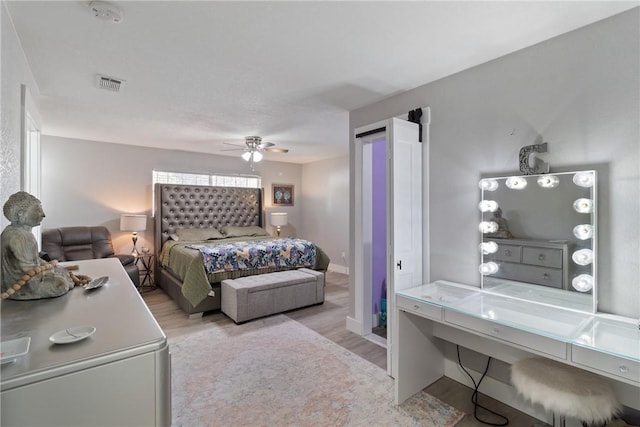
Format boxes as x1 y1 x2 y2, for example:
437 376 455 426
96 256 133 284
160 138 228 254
142 271 545 427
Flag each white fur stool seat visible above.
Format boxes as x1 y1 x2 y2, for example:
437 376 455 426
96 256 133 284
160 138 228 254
511 358 620 426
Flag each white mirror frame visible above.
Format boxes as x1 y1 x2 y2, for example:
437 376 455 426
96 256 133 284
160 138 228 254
478 170 597 313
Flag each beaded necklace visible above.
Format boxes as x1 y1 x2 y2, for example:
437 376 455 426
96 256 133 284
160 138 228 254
1 261 93 300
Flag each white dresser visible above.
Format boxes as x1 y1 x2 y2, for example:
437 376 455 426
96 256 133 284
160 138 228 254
395 281 640 425
1 258 171 427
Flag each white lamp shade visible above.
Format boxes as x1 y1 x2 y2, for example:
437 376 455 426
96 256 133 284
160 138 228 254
120 214 147 231
270 213 288 227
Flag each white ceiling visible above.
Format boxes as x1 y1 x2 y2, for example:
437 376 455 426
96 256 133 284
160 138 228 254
5 1 637 164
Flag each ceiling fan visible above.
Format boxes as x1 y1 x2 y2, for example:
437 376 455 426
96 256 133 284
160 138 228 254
222 136 289 169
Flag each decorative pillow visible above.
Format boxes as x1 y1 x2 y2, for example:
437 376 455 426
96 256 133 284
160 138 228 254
220 225 269 238
174 227 225 241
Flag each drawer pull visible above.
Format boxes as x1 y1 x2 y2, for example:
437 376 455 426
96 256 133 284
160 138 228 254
538 253 546 261
491 328 500 335
619 365 629 374
504 250 512 256
413 304 420 310
543 273 551 280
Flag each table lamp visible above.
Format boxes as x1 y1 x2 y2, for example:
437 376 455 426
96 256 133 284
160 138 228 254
270 213 288 237
120 214 147 256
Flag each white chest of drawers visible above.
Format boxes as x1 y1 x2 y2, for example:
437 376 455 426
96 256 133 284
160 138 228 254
1 258 171 427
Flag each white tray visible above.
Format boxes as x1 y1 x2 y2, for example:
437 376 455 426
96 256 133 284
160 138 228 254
0 336 31 364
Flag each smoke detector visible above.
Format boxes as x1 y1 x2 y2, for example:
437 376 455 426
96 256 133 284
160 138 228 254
95 74 126 92
88 1 123 24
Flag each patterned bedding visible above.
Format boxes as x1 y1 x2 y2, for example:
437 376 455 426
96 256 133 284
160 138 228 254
159 236 330 307
187 238 317 273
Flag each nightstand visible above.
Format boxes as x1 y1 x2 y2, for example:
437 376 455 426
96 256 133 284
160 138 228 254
134 253 155 290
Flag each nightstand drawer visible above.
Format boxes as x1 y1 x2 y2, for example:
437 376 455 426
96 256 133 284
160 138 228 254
572 346 640 384
445 310 567 359
491 244 522 263
523 247 563 268
396 296 442 321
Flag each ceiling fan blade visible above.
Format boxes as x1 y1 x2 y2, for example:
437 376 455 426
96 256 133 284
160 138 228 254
258 142 275 149
220 148 246 152
264 147 289 153
223 142 246 148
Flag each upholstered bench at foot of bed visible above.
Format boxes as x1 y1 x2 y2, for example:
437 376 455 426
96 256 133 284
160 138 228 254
221 268 325 323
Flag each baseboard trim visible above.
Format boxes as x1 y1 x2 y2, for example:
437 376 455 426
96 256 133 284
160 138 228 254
328 263 349 275
346 316 362 335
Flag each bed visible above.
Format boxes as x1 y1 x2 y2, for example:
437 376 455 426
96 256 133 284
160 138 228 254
154 183 330 316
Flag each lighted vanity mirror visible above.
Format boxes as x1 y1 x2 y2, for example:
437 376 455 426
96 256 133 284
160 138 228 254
478 171 597 313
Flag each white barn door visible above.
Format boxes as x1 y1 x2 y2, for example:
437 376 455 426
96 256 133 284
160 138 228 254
387 118 422 376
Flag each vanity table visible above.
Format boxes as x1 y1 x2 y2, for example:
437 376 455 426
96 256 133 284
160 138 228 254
394 281 640 423
0 258 171 426
393 170 638 423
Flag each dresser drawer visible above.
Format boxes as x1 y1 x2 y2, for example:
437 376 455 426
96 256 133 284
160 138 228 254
445 310 567 359
572 346 640 384
522 247 563 269
491 244 522 263
493 262 563 288
396 296 442 321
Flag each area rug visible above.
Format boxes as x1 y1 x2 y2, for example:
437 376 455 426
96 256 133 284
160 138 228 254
169 314 464 427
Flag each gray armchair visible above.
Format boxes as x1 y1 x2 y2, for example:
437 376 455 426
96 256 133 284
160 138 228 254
42 226 140 287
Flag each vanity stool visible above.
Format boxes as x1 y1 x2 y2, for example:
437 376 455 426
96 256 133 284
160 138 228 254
511 358 620 427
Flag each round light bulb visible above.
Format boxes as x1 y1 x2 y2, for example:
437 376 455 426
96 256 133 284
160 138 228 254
505 176 527 190
478 200 498 212
572 249 593 266
479 241 499 254
573 224 593 240
573 172 594 188
479 262 499 275
253 151 263 162
478 179 499 192
479 221 499 234
573 198 593 214
537 175 559 188
572 274 593 292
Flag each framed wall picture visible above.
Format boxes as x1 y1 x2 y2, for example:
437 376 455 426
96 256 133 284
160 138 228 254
272 184 294 206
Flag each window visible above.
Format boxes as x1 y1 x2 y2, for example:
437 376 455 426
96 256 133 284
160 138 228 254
152 171 261 188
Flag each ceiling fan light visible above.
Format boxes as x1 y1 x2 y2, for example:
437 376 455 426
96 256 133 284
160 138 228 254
242 152 252 161
253 151 263 162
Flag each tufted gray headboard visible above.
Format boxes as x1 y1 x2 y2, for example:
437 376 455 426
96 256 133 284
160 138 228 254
154 183 264 252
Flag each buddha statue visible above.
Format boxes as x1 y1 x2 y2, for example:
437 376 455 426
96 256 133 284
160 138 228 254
1 192 75 300
486 207 514 239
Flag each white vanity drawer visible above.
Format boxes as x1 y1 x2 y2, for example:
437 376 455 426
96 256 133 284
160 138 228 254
522 247 563 269
445 310 567 359
396 296 443 321
572 346 640 384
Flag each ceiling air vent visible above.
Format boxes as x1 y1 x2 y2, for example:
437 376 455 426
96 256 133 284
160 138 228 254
95 74 125 92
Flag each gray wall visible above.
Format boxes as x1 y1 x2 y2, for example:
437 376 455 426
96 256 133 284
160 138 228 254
350 9 639 318
41 136 305 256
1 2 41 229
301 155 350 272
41 136 349 271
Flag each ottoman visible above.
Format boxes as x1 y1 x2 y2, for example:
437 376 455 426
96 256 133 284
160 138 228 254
221 268 325 323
